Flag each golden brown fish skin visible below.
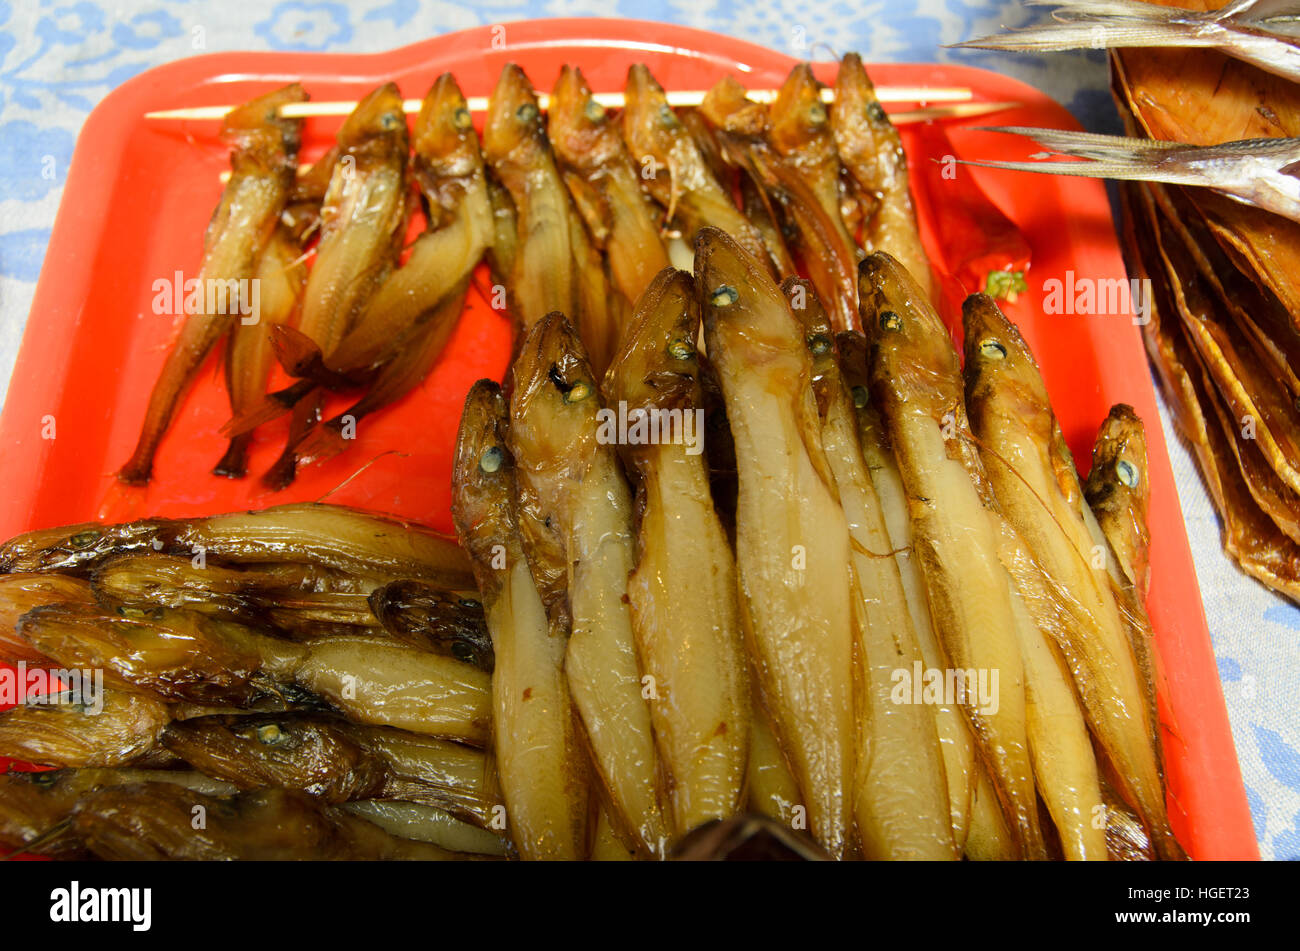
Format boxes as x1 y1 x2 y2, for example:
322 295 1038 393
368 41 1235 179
71 783 473 860
1086 405 1152 597
451 380 588 860
263 82 410 489
860 252 1044 859
118 84 306 485
836 328 977 852
698 228 855 858
0 573 95 664
622 65 774 273
214 224 307 478
701 77 858 332
324 75 492 377
483 65 578 332
507 314 669 856
768 64 859 261
0 503 474 588
549 66 671 309
0 688 171 768
832 55 935 303
604 268 750 838
784 278 953 860
961 292 1179 860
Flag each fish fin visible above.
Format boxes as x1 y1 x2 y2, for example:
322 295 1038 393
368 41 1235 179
950 20 1208 52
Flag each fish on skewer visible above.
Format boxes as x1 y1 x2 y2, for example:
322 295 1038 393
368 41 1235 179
859 251 1044 858
784 278 953 859
118 84 306 485
451 380 588 860
213 225 307 478
261 83 411 489
953 0 1300 84
548 66 672 311
960 292 1180 860
701 76 859 332
697 228 855 858
832 55 936 303
622 65 775 273
507 313 669 856
604 268 750 838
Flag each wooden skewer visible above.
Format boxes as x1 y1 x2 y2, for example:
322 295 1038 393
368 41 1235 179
147 85 974 121
213 100 1020 183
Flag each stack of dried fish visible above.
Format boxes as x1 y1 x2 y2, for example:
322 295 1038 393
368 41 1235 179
118 56 938 491
1112 3 1300 601
0 504 518 860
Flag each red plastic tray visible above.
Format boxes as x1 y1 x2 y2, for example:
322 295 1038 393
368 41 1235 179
0 18 1255 859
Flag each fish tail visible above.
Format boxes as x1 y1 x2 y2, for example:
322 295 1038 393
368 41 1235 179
212 433 252 478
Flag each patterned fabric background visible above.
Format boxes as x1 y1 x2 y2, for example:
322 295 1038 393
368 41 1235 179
0 0 1294 860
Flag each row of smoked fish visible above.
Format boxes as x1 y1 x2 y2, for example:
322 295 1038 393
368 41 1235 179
0 244 1178 860
1109 6 1300 602
116 54 940 489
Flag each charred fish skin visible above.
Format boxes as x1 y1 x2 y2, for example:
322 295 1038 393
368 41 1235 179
119 84 306 485
508 313 670 857
860 251 1044 859
622 65 774 274
960 291 1178 860
698 227 855 858
451 380 588 860
832 56 935 303
784 278 955 860
604 267 750 839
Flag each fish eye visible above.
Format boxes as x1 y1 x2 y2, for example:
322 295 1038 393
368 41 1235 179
380 112 401 130
516 102 539 123
807 333 832 356
585 99 606 122
867 102 887 122
452 642 475 662
978 339 1007 359
1116 459 1139 488
116 604 162 620
667 338 695 360
69 530 100 549
710 285 739 307
563 381 593 404
458 598 482 610
479 445 504 474
255 724 284 745
32 772 56 788
658 104 678 127
851 385 868 408
879 310 901 332
453 107 473 130
808 103 827 125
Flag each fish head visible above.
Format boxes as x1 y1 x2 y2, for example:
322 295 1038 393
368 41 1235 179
367 580 493 671
697 227 808 386
0 687 169 768
769 63 831 157
508 312 603 476
622 64 682 168
605 268 702 418
483 63 548 170
548 65 621 173
700 75 768 136
413 73 482 187
835 330 872 411
832 53 895 189
450 380 519 583
161 714 381 801
0 521 159 573
783 276 837 383
961 292 1051 427
1088 403 1149 516
337 82 409 160
221 82 308 163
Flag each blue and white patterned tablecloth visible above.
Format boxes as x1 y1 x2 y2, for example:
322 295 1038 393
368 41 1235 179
0 0 1295 859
